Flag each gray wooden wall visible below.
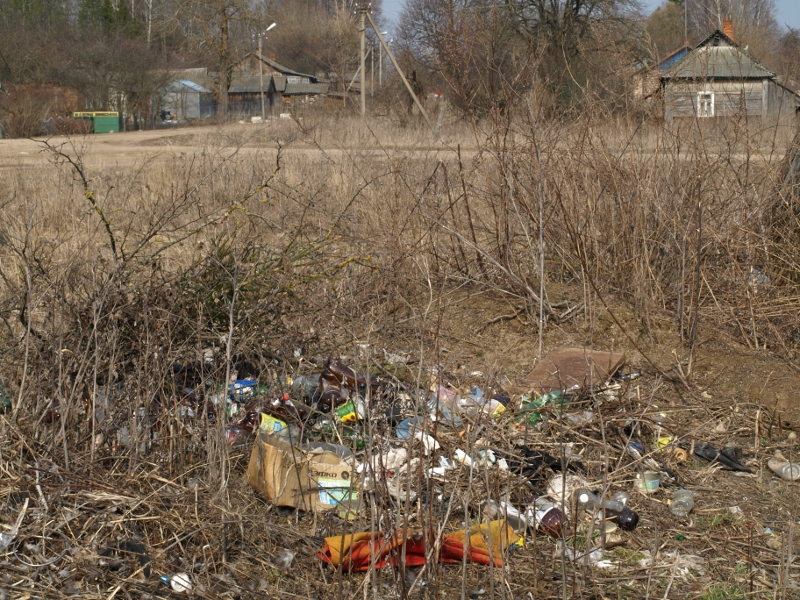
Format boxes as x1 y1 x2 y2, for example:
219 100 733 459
664 79 799 120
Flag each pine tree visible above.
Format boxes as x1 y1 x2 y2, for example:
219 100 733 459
115 0 141 38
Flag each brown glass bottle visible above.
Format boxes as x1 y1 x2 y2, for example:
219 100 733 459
527 498 572 539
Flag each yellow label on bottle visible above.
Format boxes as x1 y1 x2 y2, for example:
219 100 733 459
259 413 286 432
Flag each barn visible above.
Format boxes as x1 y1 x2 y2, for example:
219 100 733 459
158 80 216 120
660 25 800 122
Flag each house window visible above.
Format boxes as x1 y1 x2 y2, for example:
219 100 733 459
697 92 714 117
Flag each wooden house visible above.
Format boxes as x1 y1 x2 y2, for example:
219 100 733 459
660 26 800 121
633 44 692 101
228 54 329 115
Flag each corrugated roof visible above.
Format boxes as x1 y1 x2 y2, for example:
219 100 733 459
239 53 317 82
283 82 329 95
656 45 691 71
172 80 210 93
663 30 774 80
161 68 213 90
229 75 273 94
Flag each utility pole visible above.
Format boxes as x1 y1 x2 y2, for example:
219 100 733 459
366 13 431 126
378 31 388 87
257 23 276 122
258 35 266 121
371 44 374 98
359 5 367 116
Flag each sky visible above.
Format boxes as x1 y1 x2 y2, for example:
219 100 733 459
380 0 800 31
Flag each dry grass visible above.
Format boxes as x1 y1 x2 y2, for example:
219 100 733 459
1 110 800 599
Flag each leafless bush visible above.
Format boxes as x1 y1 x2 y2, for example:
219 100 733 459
0 111 799 598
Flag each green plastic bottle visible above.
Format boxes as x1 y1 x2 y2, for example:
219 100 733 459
519 390 569 425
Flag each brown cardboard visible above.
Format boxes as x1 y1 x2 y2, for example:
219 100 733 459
247 431 354 513
521 347 625 395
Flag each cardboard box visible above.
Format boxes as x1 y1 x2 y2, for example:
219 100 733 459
247 431 354 512
521 347 625 395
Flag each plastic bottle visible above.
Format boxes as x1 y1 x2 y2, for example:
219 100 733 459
669 489 695 517
574 488 639 531
524 498 572 539
275 423 302 443
484 500 528 533
611 491 630 506
562 410 595 427
225 425 251 447
519 390 570 426
321 357 382 394
334 398 366 423
767 452 800 481
290 375 319 401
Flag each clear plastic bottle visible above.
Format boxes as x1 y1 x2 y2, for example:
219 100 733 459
575 488 626 512
669 489 695 517
484 500 528 533
574 488 639 531
767 452 800 481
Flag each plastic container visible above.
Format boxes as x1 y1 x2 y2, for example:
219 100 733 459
669 489 695 517
638 471 660 493
767 452 800 481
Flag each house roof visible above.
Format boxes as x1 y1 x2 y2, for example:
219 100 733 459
284 82 330 95
663 29 774 80
166 80 211 93
655 44 692 71
239 53 317 82
161 68 214 90
228 74 273 94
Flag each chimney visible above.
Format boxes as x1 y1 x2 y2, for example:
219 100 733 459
270 53 276 61
723 19 734 41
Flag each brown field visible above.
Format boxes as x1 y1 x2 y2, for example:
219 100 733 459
1 114 800 599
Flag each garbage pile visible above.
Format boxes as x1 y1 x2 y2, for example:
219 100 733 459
203 347 787 574
6 344 800 597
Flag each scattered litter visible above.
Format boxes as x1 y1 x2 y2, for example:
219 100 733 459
318 520 519 571
275 548 296 570
161 573 192 594
768 451 800 480
0 498 28 552
8 347 785 597
521 347 626 395
669 489 695 517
